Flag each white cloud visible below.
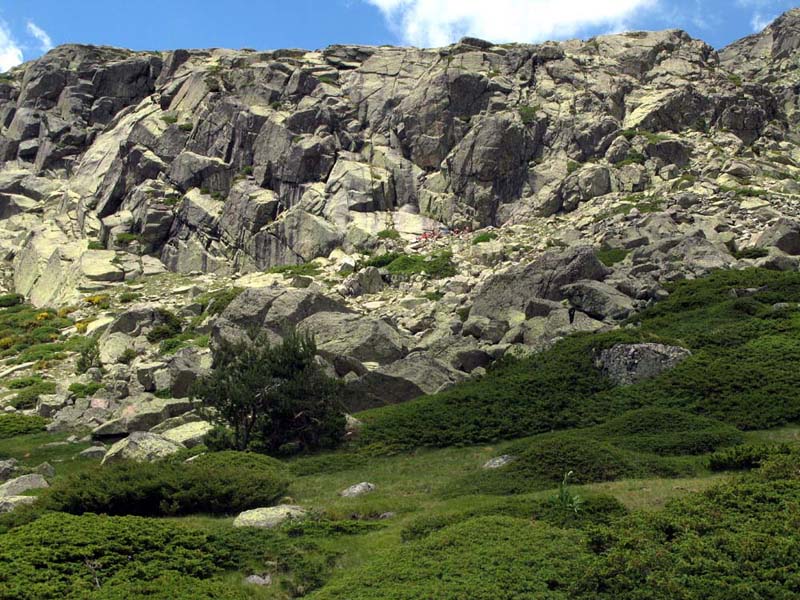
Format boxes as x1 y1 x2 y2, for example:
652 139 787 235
26 20 53 53
0 20 23 72
751 13 775 31
365 0 659 47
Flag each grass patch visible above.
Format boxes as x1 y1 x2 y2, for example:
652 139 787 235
376 229 401 240
518 105 538 125
596 247 629 266
268 262 323 278
364 251 456 279
472 232 497 245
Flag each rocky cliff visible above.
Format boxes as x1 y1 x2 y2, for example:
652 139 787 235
2 10 800 433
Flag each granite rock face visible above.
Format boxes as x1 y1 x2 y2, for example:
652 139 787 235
3 12 800 420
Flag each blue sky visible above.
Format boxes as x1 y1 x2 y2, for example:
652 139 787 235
0 0 796 71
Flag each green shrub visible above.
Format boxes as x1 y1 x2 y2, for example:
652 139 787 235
114 232 143 245
0 293 23 307
195 287 244 316
9 380 56 409
118 291 141 304
358 269 800 453
87 240 105 250
6 376 44 389
161 114 178 124
518 105 538 125
734 246 770 259
595 408 743 455
194 330 346 455
146 309 183 343
401 494 626 542
363 252 401 269
617 151 646 166
595 247 629 267
310 516 592 600
117 347 138 364
75 337 100 374
0 512 355 599
0 414 47 439
42 451 290 517
567 160 580 174
178 123 194 132
708 443 794 471
268 262 322 277
574 475 800 598
472 232 497 245
377 229 401 240
67 382 103 399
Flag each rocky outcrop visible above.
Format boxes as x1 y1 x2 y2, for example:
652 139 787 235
598 343 692 385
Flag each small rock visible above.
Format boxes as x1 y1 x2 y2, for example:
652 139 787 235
78 446 108 459
245 574 272 586
340 482 376 498
483 455 515 469
35 462 55 478
233 505 308 529
0 458 18 481
0 495 37 514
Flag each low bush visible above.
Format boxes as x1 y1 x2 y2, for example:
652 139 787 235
0 512 361 599
595 247 629 267
311 516 592 600
472 232 497 245
9 379 56 409
708 442 794 471
358 269 800 453
195 286 244 316
145 309 183 343
67 382 103 399
0 414 47 439
401 493 626 542
595 408 743 455
377 228 401 240
41 451 290 517
268 262 322 277
0 293 23 307
575 473 800 598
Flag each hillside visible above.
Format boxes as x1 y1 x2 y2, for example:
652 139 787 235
1 8 800 599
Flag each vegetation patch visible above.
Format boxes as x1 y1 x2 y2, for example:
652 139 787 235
0 414 47 439
268 262 323 278
595 247 629 266
455 409 737 496
472 232 497 245
0 511 366 599
358 268 800 453
364 250 456 279
310 516 591 599
40 451 290 517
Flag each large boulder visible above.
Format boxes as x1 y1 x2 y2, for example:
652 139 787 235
344 352 466 411
0 474 49 497
470 247 609 324
160 420 214 448
218 285 351 336
755 219 800 256
101 431 185 464
561 280 635 321
300 312 410 365
598 343 692 385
